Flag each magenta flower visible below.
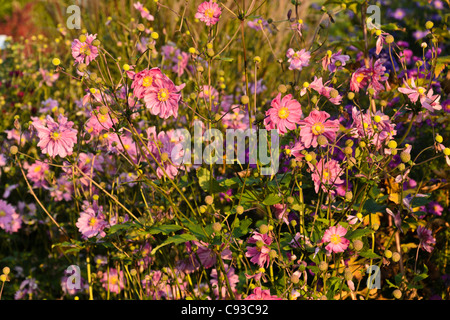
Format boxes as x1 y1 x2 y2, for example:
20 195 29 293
134 2 154 21
143 76 184 119
350 59 388 94
244 287 283 300
195 1 222 26
32 115 78 158
264 93 302 135
25 160 50 188
245 232 272 268
310 158 345 194
322 225 350 253
298 110 340 148
76 205 108 239
417 226 436 253
427 201 444 216
286 48 311 71
84 106 117 136
71 34 99 65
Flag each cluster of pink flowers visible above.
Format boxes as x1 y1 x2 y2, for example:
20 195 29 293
321 225 350 253
76 201 108 239
245 231 272 268
350 58 388 94
0 200 22 234
398 78 442 112
131 67 184 119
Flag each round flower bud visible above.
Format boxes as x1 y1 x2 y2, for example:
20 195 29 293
384 250 393 259
199 205 207 213
79 34 87 43
256 240 264 248
344 146 353 155
345 191 353 201
397 163 405 171
435 134 443 143
137 24 145 32
212 222 222 233
160 152 169 162
2 267 10 275
10 145 18 155
130 269 137 276
444 148 450 156
287 196 295 204
236 205 244 215
348 92 355 100
269 250 278 259
122 64 130 71
240 95 250 105
421 42 427 49
259 224 269 234
353 239 364 251
319 261 328 272
359 141 366 148
151 32 159 39
317 135 328 146
205 195 214 205
278 84 287 93
393 289 402 299
385 35 394 44
52 58 61 66
305 154 313 162
253 56 261 63
374 115 382 123
344 269 353 281
400 151 411 163
425 21 434 30
392 252 401 262
0 274 7 282
387 140 397 149
188 47 196 54
92 39 100 46
291 273 300 284
330 89 339 98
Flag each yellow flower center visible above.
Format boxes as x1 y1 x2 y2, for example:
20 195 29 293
98 115 107 123
418 87 425 95
356 74 365 83
142 76 153 87
0 210 5 217
278 107 290 119
88 217 97 227
79 44 91 56
312 123 325 135
51 131 61 140
34 165 42 173
204 8 214 18
323 168 330 180
330 234 341 245
157 88 169 102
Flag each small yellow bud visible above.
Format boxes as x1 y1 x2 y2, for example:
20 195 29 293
435 134 443 143
52 58 61 66
151 32 159 40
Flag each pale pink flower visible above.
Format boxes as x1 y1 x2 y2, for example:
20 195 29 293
322 224 350 253
84 106 117 136
134 2 154 21
0 200 21 234
310 158 345 194
143 77 184 119
221 106 249 130
76 205 108 239
131 68 166 100
264 93 302 135
26 160 50 188
245 287 283 300
298 110 340 148
210 264 239 298
245 232 272 268
398 78 442 112
350 67 369 92
286 48 311 71
417 226 436 253
101 268 125 294
32 115 78 158
71 34 99 65
308 77 342 105
350 59 388 94
195 1 222 26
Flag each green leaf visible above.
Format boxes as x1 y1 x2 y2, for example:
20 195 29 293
232 217 252 238
107 222 136 235
363 198 386 213
150 233 198 255
147 224 183 235
262 193 282 206
197 167 227 193
358 250 381 259
346 228 374 240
